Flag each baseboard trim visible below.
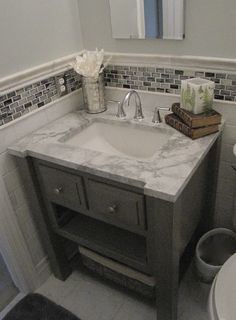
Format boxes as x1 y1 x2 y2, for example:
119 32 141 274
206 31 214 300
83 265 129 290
36 257 51 287
0 293 26 319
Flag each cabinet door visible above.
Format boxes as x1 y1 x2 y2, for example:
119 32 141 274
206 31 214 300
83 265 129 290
87 179 146 230
38 164 86 211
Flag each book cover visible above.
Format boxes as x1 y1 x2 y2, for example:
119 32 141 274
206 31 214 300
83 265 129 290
172 103 222 128
165 113 219 140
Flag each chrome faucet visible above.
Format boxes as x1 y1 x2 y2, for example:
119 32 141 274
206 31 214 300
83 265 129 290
117 90 144 120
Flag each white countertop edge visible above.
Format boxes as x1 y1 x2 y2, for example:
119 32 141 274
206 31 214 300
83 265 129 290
8 128 221 203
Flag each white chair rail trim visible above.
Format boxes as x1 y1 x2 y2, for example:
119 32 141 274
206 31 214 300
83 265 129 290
1 51 236 96
0 50 85 96
106 52 236 72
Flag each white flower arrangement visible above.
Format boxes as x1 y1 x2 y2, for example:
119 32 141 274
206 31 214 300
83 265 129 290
71 49 111 79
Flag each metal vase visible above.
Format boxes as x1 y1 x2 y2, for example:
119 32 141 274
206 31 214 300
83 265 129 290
82 74 106 114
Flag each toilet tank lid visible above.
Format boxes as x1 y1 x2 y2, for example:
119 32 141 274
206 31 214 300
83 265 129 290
233 144 236 157
232 145 236 230
214 253 236 320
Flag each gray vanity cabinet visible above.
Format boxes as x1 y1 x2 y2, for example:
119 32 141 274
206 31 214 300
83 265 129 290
33 159 150 275
17 137 220 320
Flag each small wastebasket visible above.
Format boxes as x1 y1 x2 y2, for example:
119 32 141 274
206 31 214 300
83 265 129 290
195 228 236 283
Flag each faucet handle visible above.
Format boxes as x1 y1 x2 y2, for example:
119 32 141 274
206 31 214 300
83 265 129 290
152 107 170 124
152 107 161 123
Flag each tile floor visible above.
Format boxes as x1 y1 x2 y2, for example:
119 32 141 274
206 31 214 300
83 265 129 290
37 263 211 320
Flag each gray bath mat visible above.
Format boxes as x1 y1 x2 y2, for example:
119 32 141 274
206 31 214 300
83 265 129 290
3 293 80 320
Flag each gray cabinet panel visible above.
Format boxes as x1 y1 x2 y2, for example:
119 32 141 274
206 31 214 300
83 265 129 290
38 164 87 211
87 178 146 230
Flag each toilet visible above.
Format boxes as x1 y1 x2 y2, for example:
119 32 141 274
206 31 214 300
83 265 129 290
208 145 236 320
208 253 236 320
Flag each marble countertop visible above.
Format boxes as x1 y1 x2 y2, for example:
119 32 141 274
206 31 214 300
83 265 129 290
8 104 221 202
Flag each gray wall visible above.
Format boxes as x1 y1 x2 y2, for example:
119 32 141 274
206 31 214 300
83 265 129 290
78 0 236 59
0 0 83 78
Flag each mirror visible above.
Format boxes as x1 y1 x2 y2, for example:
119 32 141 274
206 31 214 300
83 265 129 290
109 0 185 40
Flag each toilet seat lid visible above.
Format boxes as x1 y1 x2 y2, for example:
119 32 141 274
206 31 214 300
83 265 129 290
214 253 236 320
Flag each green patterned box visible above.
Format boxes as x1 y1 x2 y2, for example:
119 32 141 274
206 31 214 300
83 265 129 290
181 78 215 114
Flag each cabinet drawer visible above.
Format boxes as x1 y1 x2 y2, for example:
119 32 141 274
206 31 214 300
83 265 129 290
38 164 86 210
87 179 146 230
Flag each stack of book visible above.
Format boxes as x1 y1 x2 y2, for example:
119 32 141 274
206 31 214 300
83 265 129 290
165 103 222 139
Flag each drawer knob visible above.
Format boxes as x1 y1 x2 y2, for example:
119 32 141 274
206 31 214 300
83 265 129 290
54 187 63 195
108 204 117 214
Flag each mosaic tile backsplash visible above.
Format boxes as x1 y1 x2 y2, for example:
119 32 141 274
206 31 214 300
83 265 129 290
104 65 236 102
0 69 81 127
2 62 236 127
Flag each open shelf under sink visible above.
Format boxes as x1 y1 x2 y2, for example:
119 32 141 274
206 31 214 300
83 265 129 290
52 205 149 274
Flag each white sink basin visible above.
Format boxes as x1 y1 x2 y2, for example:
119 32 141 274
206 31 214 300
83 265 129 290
62 120 173 160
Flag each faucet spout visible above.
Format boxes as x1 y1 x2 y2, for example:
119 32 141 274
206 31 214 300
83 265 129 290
118 90 144 120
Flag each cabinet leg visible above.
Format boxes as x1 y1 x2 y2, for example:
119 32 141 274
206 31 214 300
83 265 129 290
147 197 179 320
155 256 179 320
44 228 72 281
19 157 72 281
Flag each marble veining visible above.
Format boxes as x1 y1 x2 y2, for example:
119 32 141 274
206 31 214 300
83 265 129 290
8 103 221 202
